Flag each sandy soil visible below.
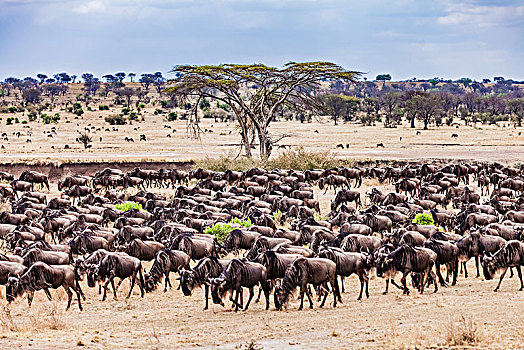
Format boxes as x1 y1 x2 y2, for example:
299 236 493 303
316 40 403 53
0 181 522 350
0 83 523 164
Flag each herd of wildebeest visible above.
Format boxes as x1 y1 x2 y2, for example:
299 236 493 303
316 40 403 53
0 161 524 312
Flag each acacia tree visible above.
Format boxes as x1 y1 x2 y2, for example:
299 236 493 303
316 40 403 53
405 92 443 129
165 62 360 159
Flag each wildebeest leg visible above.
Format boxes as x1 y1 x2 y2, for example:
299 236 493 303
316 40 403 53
243 287 254 311
340 276 345 293
127 272 137 299
475 256 480 278
263 281 270 310
357 274 365 300
64 285 73 310
494 267 508 292
383 279 390 295
255 286 262 303
435 263 447 287
509 267 514 278
234 287 242 312
204 284 209 310
400 271 409 295
164 271 170 292
303 285 314 309
115 278 124 291
298 285 306 310
452 259 458 286
110 278 118 299
44 288 53 301
516 266 523 291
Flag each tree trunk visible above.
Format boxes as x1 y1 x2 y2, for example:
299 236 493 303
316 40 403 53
410 115 415 128
241 127 252 157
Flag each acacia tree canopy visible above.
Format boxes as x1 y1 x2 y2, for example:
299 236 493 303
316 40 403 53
165 62 361 159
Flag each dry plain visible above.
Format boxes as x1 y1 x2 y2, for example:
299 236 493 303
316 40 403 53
1 88 524 349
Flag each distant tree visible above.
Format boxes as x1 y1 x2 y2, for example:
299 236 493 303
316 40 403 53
71 75 77 83
129 73 136 83
166 62 361 158
43 84 64 101
380 91 401 125
102 74 116 83
457 77 472 88
507 98 524 126
55 73 71 84
429 78 439 86
83 74 100 96
45 78 55 84
77 132 93 149
494 76 504 82
376 74 391 86
405 92 443 129
115 72 126 82
116 87 136 107
482 78 491 84
321 94 354 125
139 74 155 90
23 88 41 104
37 74 48 84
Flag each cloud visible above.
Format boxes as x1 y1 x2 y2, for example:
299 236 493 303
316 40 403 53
437 1 524 28
73 0 105 14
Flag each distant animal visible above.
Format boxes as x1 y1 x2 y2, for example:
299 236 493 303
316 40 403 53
451 133 458 138
377 143 384 148
416 131 421 135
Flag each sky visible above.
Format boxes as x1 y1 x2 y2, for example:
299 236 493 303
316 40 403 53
0 0 523 82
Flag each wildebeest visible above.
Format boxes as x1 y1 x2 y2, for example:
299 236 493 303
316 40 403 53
124 239 165 261
482 240 524 291
6 262 84 310
95 253 145 301
209 259 270 312
385 245 438 294
178 256 229 310
317 247 370 299
274 257 340 310
143 249 190 292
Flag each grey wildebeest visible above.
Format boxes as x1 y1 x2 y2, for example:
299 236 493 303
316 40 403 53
385 245 438 295
178 256 230 310
482 240 524 292
209 258 270 312
95 253 145 301
143 249 190 292
331 190 362 211
6 262 84 310
317 246 370 299
274 257 340 310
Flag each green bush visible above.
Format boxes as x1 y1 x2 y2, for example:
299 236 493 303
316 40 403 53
204 223 233 243
121 107 130 115
115 201 144 212
41 113 60 124
154 108 163 115
129 111 139 121
230 218 252 228
99 105 110 111
166 111 177 121
6 117 14 125
412 212 434 226
28 110 37 121
138 103 145 109
21 120 27 124
104 115 126 125
8 106 17 113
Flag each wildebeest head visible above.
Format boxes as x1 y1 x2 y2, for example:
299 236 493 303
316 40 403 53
482 255 496 280
143 272 157 293
209 277 227 306
5 276 22 303
85 264 100 288
178 268 196 296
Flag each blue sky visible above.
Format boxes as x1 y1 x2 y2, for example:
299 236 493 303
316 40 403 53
1 0 523 81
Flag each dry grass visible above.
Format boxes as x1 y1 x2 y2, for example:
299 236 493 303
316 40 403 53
0 199 10 212
444 314 483 347
0 305 19 332
194 146 354 171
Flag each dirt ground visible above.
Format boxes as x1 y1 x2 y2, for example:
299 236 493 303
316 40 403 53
0 83 523 164
0 181 523 350
1 86 523 349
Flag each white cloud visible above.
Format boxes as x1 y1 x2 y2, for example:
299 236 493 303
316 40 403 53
73 0 105 14
437 2 524 28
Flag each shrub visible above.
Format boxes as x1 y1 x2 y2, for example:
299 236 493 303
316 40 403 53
21 120 27 124
121 107 131 115
138 103 145 109
28 110 37 121
154 108 163 115
412 212 434 226
41 113 60 124
166 111 177 121
129 111 139 121
99 105 110 111
115 201 144 212
8 106 17 113
6 117 14 125
231 218 252 228
204 223 234 243
105 115 126 125
445 314 482 346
